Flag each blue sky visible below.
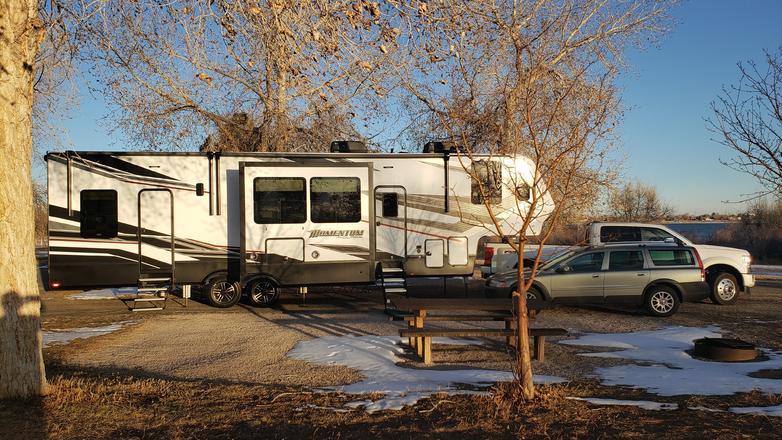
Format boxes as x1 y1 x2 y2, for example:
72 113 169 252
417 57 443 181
47 0 782 214
616 0 782 214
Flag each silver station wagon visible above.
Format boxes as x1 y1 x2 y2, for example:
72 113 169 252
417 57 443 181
485 244 710 316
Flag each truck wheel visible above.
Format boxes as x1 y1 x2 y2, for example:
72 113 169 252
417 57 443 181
246 278 280 307
710 272 738 305
644 285 680 317
205 278 242 308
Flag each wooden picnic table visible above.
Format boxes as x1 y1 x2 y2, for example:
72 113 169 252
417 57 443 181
386 295 557 364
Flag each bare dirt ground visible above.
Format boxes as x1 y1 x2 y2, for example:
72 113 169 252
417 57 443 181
2 277 781 439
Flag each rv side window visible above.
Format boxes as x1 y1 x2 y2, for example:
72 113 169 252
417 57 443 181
471 160 502 205
253 177 306 224
382 193 398 218
80 190 118 238
311 177 361 223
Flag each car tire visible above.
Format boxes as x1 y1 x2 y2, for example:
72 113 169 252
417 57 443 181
205 278 242 308
644 285 680 317
710 272 739 305
246 278 280 307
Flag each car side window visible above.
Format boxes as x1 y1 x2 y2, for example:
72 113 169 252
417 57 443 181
609 250 645 271
640 227 675 242
564 252 604 273
649 249 695 266
600 226 641 242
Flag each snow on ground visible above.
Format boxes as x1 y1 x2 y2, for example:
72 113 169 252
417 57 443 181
288 335 566 413
560 326 782 396
752 265 782 277
66 287 137 300
43 321 134 347
567 397 677 411
730 404 782 417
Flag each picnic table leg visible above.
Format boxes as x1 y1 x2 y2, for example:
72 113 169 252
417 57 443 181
533 335 545 362
507 319 517 348
423 337 432 364
408 319 416 350
415 311 426 358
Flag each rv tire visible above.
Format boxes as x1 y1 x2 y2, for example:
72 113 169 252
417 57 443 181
246 278 280 307
205 278 242 308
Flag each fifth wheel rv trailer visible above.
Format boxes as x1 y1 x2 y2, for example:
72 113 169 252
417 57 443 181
45 142 553 309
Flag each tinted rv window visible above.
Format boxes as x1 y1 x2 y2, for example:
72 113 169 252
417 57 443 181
382 192 398 218
80 190 118 238
471 160 502 204
253 178 306 224
310 177 361 223
649 249 695 266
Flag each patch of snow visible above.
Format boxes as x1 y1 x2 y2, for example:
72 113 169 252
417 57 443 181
567 397 677 411
751 265 782 277
43 321 134 347
288 335 565 413
560 326 782 396
688 406 725 413
730 404 782 417
66 287 137 300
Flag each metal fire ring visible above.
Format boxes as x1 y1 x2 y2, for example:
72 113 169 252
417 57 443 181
693 337 758 362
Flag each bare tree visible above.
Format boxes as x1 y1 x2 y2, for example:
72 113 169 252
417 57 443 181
709 48 782 198
609 180 673 222
1 0 48 399
56 0 395 151
397 0 670 400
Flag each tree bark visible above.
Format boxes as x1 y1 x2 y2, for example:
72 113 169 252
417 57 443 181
0 0 48 399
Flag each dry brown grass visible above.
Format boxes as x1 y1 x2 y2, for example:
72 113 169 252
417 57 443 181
1 368 780 440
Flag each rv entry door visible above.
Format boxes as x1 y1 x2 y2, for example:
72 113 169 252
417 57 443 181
137 189 174 276
373 186 407 260
241 162 373 284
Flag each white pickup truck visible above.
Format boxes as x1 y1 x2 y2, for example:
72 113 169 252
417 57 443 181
587 223 753 305
483 222 754 305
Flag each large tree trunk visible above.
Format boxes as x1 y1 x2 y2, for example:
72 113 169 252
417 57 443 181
0 0 47 399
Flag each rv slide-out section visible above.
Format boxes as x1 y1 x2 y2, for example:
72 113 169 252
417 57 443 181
46 151 551 302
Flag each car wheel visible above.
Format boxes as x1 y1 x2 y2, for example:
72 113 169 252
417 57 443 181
205 278 242 308
644 285 680 317
710 272 739 305
246 278 280 307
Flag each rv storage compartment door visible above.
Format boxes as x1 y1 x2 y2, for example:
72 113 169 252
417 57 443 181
425 239 444 268
448 236 468 266
241 162 372 285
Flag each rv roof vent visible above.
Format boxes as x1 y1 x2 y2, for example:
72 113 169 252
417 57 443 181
423 141 461 153
330 141 367 153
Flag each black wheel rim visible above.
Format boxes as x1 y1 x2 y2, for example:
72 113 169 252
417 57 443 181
212 281 238 305
251 281 277 305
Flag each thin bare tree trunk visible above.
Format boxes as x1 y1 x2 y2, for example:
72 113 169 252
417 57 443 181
0 0 48 399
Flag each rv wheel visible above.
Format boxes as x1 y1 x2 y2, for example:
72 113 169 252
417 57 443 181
205 279 242 308
246 278 280 307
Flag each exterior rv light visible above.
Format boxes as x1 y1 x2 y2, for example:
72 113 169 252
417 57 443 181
195 183 205 196
50 281 61 289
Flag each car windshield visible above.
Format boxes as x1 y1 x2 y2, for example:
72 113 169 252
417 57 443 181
540 249 580 271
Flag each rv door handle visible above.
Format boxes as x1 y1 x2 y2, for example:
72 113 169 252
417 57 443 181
425 251 432 256
376 221 381 226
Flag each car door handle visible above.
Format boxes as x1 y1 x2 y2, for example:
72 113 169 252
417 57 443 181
637 273 646 276
592 274 599 278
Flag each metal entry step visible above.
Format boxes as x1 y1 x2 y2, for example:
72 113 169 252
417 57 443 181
122 273 173 312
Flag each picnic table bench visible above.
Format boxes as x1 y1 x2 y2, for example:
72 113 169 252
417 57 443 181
387 295 566 364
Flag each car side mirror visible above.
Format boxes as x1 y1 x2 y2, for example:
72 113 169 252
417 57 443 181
664 237 675 244
555 266 570 274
